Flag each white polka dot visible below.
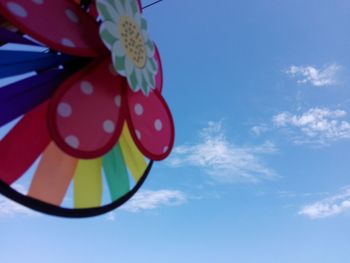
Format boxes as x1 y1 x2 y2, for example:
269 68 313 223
32 0 44 4
154 119 163 131
103 120 115 134
114 95 122 108
80 81 94 95
163 146 169 153
65 9 79 23
61 38 75 47
134 103 143 116
7 2 27 17
57 102 72 118
65 135 79 149
135 129 141 140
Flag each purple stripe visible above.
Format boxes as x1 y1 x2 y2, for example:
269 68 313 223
0 69 69 126
0 28 38 46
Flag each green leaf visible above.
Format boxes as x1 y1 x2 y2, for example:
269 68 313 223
148 70 155 87
100 28 116 47
131 0 139 14
141 75 149 95
129 70 138 91
113 55 126 72
141 17 148 31
96 2 113 21
149 57 157 72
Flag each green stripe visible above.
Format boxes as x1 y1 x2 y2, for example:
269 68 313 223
103 144 130 201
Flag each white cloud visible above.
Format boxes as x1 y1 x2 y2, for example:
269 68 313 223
0 197 35 217
251 124 269 136
106 212 116 221
286 64 341 87
0 184 36 218
277 190 328 198
273 107 350 144
299 186 350 219
121 190 187 213
168 121 277 183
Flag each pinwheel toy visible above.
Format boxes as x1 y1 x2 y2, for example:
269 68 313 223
0 0 174 217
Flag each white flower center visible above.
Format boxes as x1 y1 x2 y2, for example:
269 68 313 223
118 16 146 68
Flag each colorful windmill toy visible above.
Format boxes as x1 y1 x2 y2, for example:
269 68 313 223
0 0 175 217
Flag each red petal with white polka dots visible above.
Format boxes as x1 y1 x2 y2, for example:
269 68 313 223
126 89 175 160
0 0 105 57
154 44 163 93
87 1 98 19
48 58 127 159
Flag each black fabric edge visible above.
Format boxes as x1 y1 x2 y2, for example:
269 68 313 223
0 161 153 218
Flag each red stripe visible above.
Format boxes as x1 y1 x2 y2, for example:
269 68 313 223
0 102 51 185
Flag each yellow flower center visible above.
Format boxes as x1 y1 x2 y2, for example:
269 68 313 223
118 16 146 68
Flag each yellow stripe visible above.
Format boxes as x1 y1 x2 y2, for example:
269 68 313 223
73 159 102 208
119 124 147 182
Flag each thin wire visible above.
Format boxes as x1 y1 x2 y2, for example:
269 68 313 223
80 0 163 11
142 0 163 9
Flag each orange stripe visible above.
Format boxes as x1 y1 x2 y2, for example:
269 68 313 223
28 142 78 206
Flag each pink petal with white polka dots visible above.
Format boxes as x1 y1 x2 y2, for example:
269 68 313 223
126 89 175 160
0 0 105 57
154 44 163 93
48 58 127 159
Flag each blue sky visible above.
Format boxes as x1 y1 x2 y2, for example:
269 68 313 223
1 0 350 262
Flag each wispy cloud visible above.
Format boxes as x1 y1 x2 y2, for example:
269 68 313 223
286 64 341 87
0 184 35 217
273 107 350 145
106 212 117 221
251 124 269 136
277 190 328 199
168 121 277 183
299 186 350 219
121 190 187 213
0 198 35 217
